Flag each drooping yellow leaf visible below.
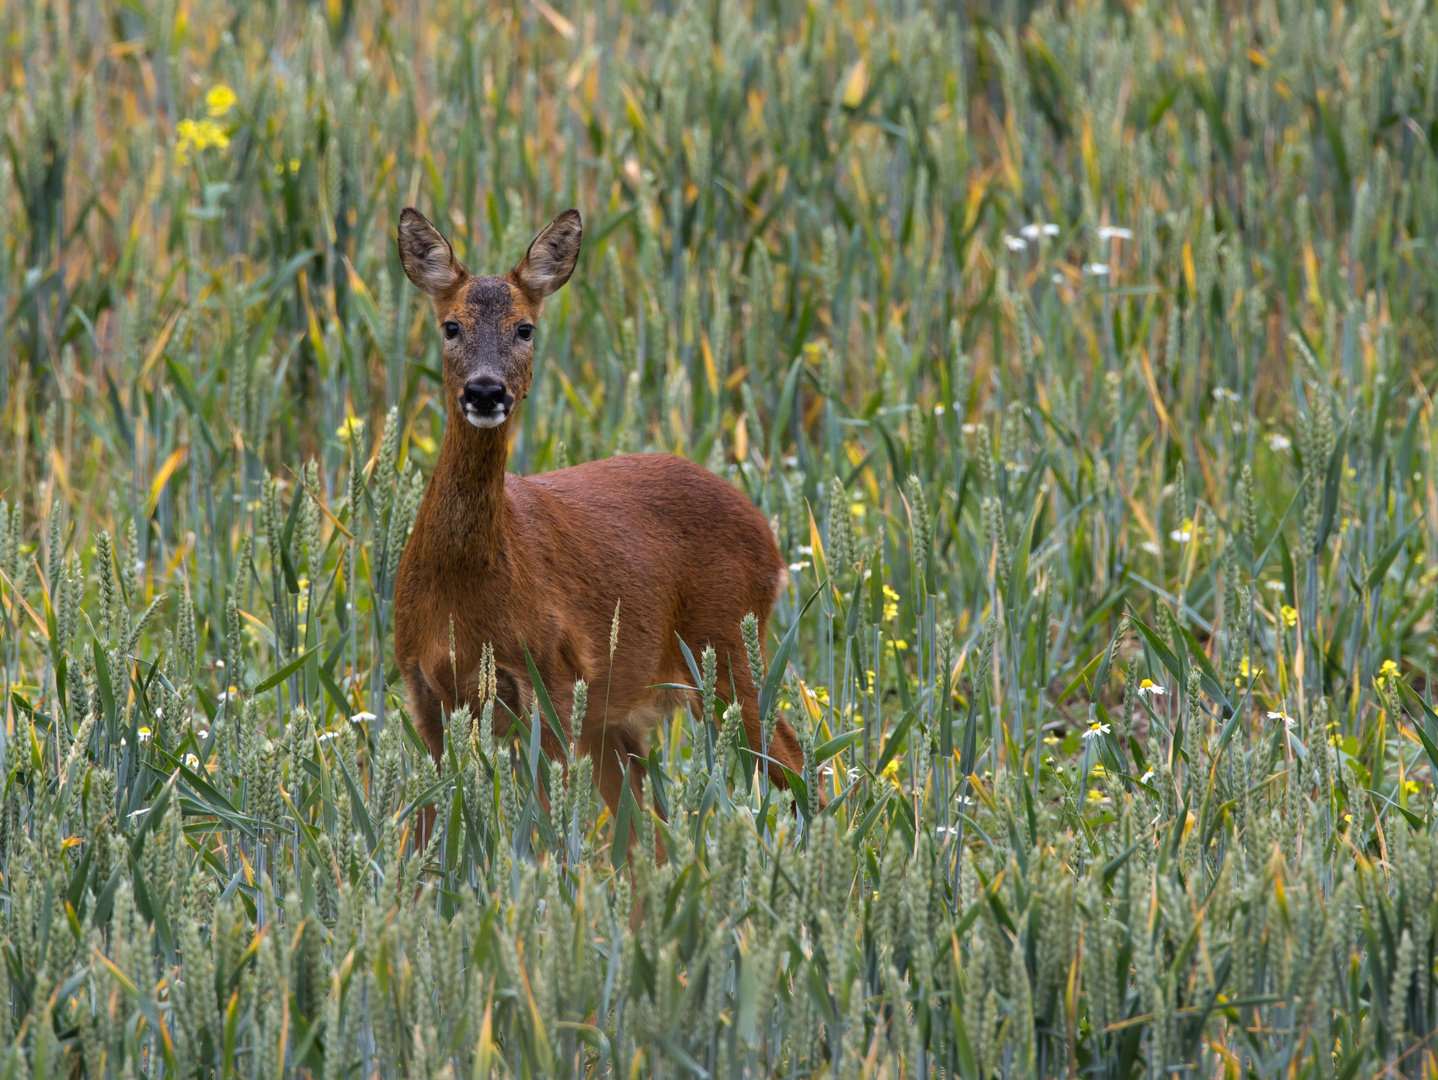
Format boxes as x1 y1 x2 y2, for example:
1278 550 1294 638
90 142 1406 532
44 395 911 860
528 0 575 38
841 58 867 109
1303 241 1322 309
139 307 184 385
1080 112 1099 196
49 445 73 504
701 329 719 395
145 446 188 516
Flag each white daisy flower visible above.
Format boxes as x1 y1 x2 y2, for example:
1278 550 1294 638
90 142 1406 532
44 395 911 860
1097 226 1133 240
350 711 376 724
1004 234 1028 252
184 754 200 769
1137 679 1166 697
1083 263 1110 276
1082 722 1111 741
1268 433 1291 451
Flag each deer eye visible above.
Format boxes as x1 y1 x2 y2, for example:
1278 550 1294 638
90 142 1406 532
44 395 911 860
515 323 534 342
443 321 461 341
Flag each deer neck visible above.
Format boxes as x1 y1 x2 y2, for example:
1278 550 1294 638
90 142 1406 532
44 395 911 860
428 414 512 557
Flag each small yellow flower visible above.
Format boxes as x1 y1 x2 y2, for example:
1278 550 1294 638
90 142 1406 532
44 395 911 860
1379 659 1400 679
1280 605 1297 628
337 415 365 441
1404 780 1421 797
289 158 300 173
882 584 900 621
175 117 230 165
205 84 237 118
881 759 901 787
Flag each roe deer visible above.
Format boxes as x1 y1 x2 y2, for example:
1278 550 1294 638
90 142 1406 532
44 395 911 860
393 206 805 819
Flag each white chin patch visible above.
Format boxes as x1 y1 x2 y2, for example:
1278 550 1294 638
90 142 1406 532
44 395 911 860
464 407 509 429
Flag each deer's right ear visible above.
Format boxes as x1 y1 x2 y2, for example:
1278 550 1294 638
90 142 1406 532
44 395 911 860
398 208 465 296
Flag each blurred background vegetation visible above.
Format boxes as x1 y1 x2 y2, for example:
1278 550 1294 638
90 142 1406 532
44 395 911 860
4 0 1438 1075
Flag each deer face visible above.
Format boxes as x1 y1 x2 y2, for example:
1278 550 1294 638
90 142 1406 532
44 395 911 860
398 208 582 429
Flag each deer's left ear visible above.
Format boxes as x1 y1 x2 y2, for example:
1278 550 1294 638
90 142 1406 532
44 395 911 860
511 209 582 300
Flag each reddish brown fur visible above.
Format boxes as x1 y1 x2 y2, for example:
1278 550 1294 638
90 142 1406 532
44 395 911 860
393 207 804 820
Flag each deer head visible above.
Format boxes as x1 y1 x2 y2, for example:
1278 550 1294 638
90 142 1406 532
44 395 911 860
397 207 582 429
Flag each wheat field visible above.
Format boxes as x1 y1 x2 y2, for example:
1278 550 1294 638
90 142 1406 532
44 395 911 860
3 0 1438 1076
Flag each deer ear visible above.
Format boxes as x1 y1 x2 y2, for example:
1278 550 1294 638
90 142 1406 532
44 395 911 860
511 209 582 299
398 208 465 296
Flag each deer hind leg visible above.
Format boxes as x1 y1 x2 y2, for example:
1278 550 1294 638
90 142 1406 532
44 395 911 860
706 628 805 788
584 721 647 815
407 665 448 765
582 718 661 859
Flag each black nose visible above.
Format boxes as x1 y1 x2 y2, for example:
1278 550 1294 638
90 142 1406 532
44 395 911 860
462 378 508 412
